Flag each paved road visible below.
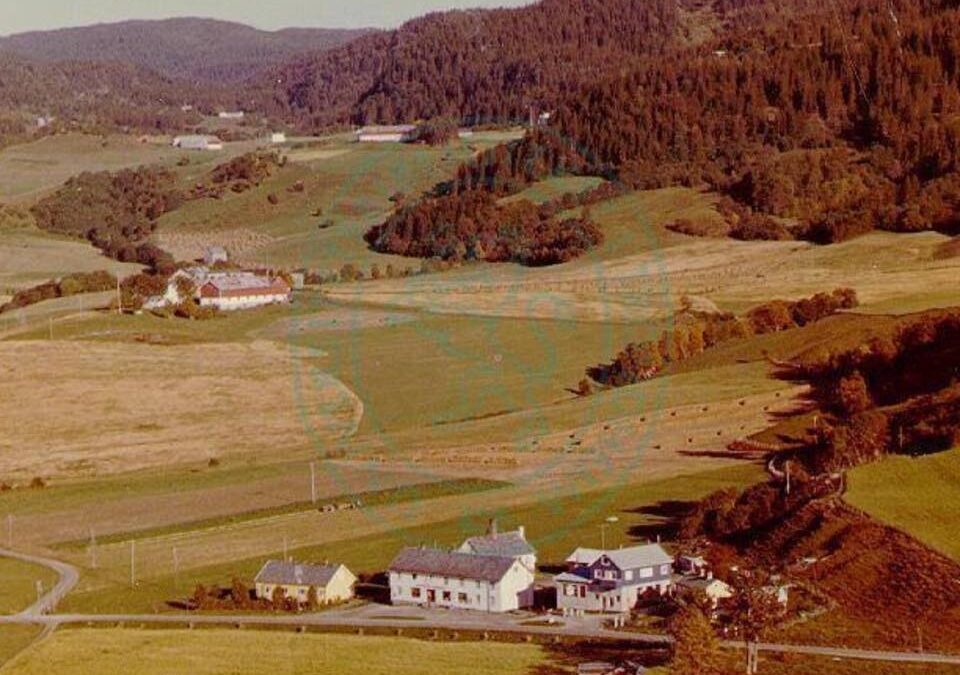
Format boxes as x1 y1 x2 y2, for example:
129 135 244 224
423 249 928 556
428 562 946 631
2 550 960 667
0 547 79 618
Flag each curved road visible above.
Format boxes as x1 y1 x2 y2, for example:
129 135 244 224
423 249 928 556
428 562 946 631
2 549 960 667
0 547 78 618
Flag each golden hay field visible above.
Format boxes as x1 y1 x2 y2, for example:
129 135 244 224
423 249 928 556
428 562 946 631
0 340 361 480
1 629 549 675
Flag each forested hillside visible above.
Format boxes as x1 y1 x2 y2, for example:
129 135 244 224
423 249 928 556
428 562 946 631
0 52 219 133
257 0 691 128
0 19 375 83
338 0 960 261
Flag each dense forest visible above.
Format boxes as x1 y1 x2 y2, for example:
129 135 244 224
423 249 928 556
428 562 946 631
0 19 374 83
257 0 686 128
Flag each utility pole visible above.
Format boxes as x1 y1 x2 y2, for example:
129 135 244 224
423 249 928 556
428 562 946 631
89 528 98 569
173 547 180 590
310 462 317 504
785 460 791 496
117 277 122 315
130 540 136 587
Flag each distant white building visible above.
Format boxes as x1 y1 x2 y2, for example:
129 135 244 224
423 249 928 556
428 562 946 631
218 111 245 119
676 573 734 608
356 125 417 143
204 246 228 266
172 135 223 151
388 547 534 613
270 132 287 144
198 272 291 311
142 267 208 310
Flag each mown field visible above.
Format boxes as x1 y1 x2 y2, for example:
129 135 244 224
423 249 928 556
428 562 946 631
846 448 960 561
0 629 549 675
59 463 762 614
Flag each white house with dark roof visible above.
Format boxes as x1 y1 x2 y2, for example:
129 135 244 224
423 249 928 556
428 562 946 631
388 547 534 612
254 560 356 606
556 544 674 614
459 521 536 573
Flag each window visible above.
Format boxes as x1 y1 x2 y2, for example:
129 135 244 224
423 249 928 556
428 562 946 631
661 564 671 575
458 593 468 603
640 567 653 578
412 588 421 598
442 591 451 601
579 586 586 598
625 570 634 581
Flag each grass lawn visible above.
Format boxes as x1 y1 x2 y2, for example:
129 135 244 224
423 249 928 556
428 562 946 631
289 310 657 435
0 557 59 615
499 175 605 205
60 463 761 614
846 448 960 561
0 626 43 668
576 187 721 263
0 629 547 675
156 135 519 273
53 479 507 549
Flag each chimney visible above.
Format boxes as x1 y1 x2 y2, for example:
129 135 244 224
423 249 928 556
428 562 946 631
517 525 525 540
488 518 498 536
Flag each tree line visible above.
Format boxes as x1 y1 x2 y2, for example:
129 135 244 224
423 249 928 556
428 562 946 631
587 288 859 389
783 308 960 472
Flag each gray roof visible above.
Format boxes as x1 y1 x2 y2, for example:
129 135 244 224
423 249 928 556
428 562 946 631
567 544 673 570
462 531 535 558
389 547 516 583
254 560 342 587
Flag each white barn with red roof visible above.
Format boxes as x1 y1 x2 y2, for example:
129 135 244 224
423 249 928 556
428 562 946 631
198 272 291 311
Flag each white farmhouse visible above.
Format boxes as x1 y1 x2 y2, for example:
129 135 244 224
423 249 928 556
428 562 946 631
254 560 356 606
556 544 674 614
270 132 287 144
389 547 534 613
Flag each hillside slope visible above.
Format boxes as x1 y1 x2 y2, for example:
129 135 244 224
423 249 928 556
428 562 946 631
257 0 691 128
0 18 375 82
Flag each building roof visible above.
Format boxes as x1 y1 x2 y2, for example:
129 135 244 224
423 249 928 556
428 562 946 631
566 544 673 570
358 125 417 135
199 273 290 299
254 560 344 587
677 576 733 597
461 530 535 558
389 547 516 583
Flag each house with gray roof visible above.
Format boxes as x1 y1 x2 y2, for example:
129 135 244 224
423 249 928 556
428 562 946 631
556 543 674 615
388 546 534 613
458 521 536 573
254 560 356 606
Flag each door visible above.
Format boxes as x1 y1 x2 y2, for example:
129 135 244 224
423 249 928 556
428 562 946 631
426 589 436 604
